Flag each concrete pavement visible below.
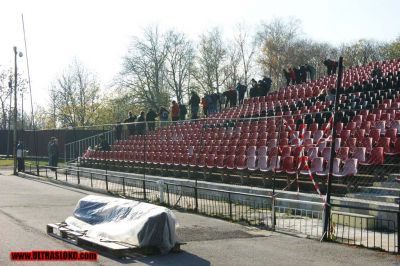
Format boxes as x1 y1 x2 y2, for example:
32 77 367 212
0 167 399 265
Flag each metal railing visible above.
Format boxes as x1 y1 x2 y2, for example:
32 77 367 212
22 163 400 253
64 129 114 163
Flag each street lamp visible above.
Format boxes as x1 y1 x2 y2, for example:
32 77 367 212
13 46 23 175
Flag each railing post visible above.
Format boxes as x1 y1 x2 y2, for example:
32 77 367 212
323 56 344 240
105 173 109 191
90 172 93 187
228 192 233 220
194 185 198 213
55 168 58 180
166 183 170 206
143 179 147 200
77 169 80 185
272 195 276 230
397 198 400 254
122 176 126 196
65 168 68 182
36 164 39 176
64 144 67 164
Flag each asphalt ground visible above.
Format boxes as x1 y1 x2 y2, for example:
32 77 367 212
0 167 399 266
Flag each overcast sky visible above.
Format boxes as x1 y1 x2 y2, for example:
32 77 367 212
0 0 399 110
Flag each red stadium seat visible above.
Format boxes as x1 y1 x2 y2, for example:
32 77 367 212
352 147 366 164
333 159 358 177
226 155 236 170
236 155 247 170
280 156 296 174
206 154 216 169
361 147 384 165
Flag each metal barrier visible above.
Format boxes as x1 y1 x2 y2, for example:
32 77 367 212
64 129 114 163
20 163 399 253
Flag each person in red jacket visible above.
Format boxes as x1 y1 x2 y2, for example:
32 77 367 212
171 100 180 121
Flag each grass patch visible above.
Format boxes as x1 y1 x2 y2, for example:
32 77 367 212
0 159 13 167
0 159 63 168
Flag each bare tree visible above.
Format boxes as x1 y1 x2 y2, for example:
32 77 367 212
164 30 194 104
119 26 169 111
224 43 242 89
234 23 256 87
257 18 301 89
194 28 229 94
50 59 101 127
0 67 28 130
0 69 11 129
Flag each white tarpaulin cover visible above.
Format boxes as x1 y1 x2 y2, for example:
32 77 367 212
65 195 178 252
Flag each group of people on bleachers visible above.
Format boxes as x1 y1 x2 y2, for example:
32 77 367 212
115 58 348 136
249 77 273 98
283 64 316 86
323 59 338 75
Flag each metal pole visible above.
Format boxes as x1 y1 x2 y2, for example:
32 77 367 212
194 181 198 213
7 78 12 158
397 198 400 254
13 47 18 175
272 115 284 227
323 56 344 240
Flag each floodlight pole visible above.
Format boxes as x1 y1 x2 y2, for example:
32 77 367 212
323 56 344 240
13 47 18 175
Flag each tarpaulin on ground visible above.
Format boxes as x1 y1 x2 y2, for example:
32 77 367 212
64 195 178 253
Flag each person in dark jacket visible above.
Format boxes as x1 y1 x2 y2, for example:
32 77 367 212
229 88 237 107
97 135 110 151
371 66 383 78
236 82 247 105
283 69 291 86
179 104 187 120
48 137 59 170
146 109 157 131
159 106 169 126
188 91 200 119
16 141 24 172
115 122 123 140
305 64 316 81
324 59 338 75
294 67 301 84
289 67 296 85
136 111 146 135
201 97 208 116
124 111 137 136
300 65 307 83
249 79 258 98
262 77 272 95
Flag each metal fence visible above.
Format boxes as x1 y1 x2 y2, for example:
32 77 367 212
23 163 399 253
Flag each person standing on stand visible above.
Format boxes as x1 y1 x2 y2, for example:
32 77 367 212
159 107 169 127
179 103 187 120
171 101 180 122
188 91 200 119
146 109 157 131
48 137 59 170
136 111 146 135
124 111 137 136
236 82 247 105
115 122 123 140
16 141 24 172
